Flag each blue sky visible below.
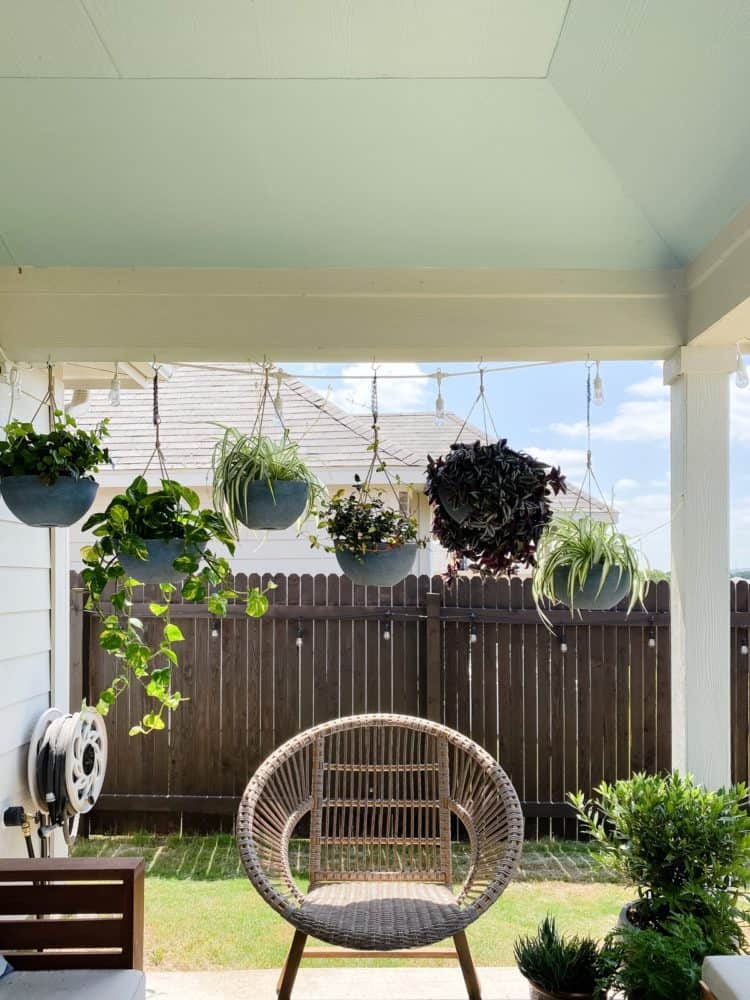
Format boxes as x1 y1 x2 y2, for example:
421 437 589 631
289 358 750 572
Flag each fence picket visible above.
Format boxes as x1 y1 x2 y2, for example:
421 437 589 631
70 572 747 839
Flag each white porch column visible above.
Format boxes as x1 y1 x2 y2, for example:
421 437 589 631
664 346 736 787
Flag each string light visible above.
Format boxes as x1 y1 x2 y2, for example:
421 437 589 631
383 613 391 642
210 620 220 639
296 620 304 649
736 352 749 390
434 370 445 427
273 370 285 424
741 630 749 657
108 362 121 407
469 617 478 645
593 361 604 406
559 627 568 654
647 617 656 649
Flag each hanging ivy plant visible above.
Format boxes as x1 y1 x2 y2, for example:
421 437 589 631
80 475 273 735
425 439 566 577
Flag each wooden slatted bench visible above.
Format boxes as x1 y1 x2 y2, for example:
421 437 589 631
0 858 145 999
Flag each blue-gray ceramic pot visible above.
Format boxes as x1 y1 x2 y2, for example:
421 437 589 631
117 538 200 585
235 480 309 531
335 543 417 588
0 475 98 527
552 564 632 612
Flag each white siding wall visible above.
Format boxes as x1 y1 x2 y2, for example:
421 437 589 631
71 484 436 577
0 369 61 857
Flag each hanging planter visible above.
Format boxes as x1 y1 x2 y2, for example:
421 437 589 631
310 368 423 588
79 370 273 736
426 439 566 577
532 517 647 620
211 425 321 533
0 407 110 528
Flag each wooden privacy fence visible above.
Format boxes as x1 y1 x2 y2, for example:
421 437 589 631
70 573 750 838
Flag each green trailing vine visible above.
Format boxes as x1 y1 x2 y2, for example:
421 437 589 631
80 475 274 735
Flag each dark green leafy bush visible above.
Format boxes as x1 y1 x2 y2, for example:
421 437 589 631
572 772 750 953
425 439 566 577
597 916 709 1000
0 411 110 483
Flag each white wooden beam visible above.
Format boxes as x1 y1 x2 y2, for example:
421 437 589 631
0 266 685 364
664 346 735 787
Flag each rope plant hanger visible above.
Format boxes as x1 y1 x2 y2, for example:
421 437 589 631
425 364 566 578
211 362 321 533
79 363 272 737
531 361 648 620
311 366 421 587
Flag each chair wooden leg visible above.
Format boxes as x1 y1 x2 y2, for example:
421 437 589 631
277 929 307 1000
454 931 481 1000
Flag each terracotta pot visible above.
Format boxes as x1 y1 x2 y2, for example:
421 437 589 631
335 542 417 587
552 563 632 612
0 474 98 527
234 479 309 531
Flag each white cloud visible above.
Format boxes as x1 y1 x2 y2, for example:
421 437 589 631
551 398 669 442
615 491 671 570
627 375 668 399
523 445 588 481
614 478 639 491
328 363 431 414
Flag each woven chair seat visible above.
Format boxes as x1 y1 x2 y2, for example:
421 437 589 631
294 880 469 950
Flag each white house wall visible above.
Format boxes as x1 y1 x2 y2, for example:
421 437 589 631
0 368 57 857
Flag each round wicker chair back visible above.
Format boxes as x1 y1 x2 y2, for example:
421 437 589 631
238 713 523 951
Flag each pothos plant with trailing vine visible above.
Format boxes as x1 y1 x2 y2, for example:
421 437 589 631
80 475 274 735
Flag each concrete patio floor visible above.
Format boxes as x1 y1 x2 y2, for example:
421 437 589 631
146 967 529 999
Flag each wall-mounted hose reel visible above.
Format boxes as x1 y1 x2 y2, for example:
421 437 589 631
10 708 108 852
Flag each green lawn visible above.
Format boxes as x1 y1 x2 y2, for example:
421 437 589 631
73 834 629 970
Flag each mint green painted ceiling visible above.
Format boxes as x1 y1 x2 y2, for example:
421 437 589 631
550 0 750 264
0 1 748 268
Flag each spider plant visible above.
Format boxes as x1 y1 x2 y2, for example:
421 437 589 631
532 516 648 621
211 427 322 534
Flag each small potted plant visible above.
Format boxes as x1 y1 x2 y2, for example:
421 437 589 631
514 916 604 999
597 917 710 1000
80 474 272 734
312 478 421 587
572 773 750 952
532 516 647 617
425 439 566 577
0 411 110 527
211 427 322 533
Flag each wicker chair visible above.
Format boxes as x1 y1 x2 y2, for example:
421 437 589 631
237 713 524 1000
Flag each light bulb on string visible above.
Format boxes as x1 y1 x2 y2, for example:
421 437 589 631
469 618 478 645
559 627 568 654
211 620 220 639
296 620 304 649
434 370 445 427
736 352 749 390
109 362 121 407
593 361 604 406
273 371 285 425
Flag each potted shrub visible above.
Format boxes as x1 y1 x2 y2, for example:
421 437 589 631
312 478 421 587
0 411 110 527
425 439 566 577
597 916 711 1000
532 516 647 617
212 427 322 533
80 474 272 734
572 773 750 955
514 916 604 999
